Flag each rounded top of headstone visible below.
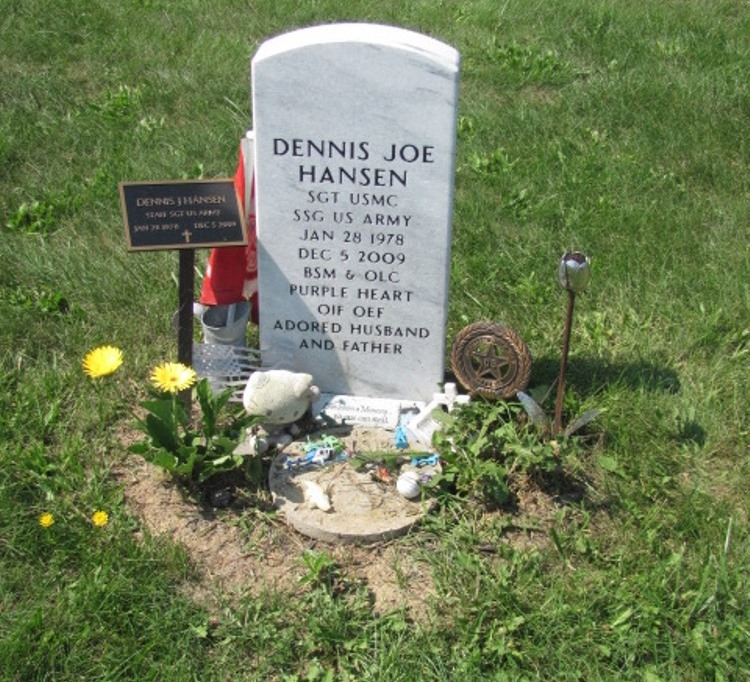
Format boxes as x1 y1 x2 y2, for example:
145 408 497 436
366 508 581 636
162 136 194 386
254 23 459 71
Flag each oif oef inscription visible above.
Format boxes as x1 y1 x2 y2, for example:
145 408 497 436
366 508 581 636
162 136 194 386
119 179 247 251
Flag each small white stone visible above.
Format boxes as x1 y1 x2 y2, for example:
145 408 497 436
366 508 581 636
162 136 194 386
396 470 421 499
300 480 332 512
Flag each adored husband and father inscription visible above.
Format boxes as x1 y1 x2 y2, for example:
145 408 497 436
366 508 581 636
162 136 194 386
253 24 460 402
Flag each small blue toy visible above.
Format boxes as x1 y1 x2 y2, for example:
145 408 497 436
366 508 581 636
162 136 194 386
394 426 409 450
284 448 327 470
411 453 440 468
284 434 346 470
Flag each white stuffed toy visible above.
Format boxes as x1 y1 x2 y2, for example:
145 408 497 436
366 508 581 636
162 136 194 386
242 370 320 426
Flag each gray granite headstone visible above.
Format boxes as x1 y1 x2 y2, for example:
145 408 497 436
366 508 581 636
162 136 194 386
253 24 460 402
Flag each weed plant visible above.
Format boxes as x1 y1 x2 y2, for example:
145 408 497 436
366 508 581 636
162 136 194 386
432 399 572 507
1 0 748 679
130 379 261 487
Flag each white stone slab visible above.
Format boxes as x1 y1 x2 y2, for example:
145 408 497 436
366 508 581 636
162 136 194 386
252 24 460 402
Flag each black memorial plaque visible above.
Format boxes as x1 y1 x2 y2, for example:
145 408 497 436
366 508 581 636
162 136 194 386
119 179 247 251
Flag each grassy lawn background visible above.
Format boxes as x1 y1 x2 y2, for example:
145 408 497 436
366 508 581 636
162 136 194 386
1 0 748 679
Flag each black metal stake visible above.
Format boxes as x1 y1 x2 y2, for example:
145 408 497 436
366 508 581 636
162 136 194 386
177 249 195 416
553 290 576 435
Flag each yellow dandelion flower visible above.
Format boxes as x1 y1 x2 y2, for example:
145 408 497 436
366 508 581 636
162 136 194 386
39 512 55 528
91 510 109 527
150 362 196 394
82 346 123 378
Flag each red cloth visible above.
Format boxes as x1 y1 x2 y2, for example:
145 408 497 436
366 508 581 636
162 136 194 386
199 145 258 323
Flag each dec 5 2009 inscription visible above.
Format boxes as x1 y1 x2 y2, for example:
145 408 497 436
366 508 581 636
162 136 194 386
253 24 460 402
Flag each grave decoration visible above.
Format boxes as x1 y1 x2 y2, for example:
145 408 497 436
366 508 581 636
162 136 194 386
263 427 445 543
119 178 248 401
516 252 599 440
198 132 259 341
242 369 320 426
553 251 592 434
451 322 532 399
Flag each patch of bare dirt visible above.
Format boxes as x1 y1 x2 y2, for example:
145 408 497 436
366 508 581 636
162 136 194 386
113 451 436 620
504 472 561 551
113 426 580 622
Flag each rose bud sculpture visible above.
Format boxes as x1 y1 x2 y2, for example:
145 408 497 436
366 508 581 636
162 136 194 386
554 252 591 434
557 251 591 294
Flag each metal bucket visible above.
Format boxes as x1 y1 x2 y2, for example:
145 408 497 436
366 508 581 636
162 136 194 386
200 302 251 347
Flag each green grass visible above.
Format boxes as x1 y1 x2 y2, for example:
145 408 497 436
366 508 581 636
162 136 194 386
1 0 749 679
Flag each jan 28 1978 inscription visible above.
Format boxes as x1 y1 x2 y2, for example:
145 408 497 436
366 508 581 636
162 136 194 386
119 179 247 251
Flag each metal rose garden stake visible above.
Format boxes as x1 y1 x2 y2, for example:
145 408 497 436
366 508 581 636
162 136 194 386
553 252 591 434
